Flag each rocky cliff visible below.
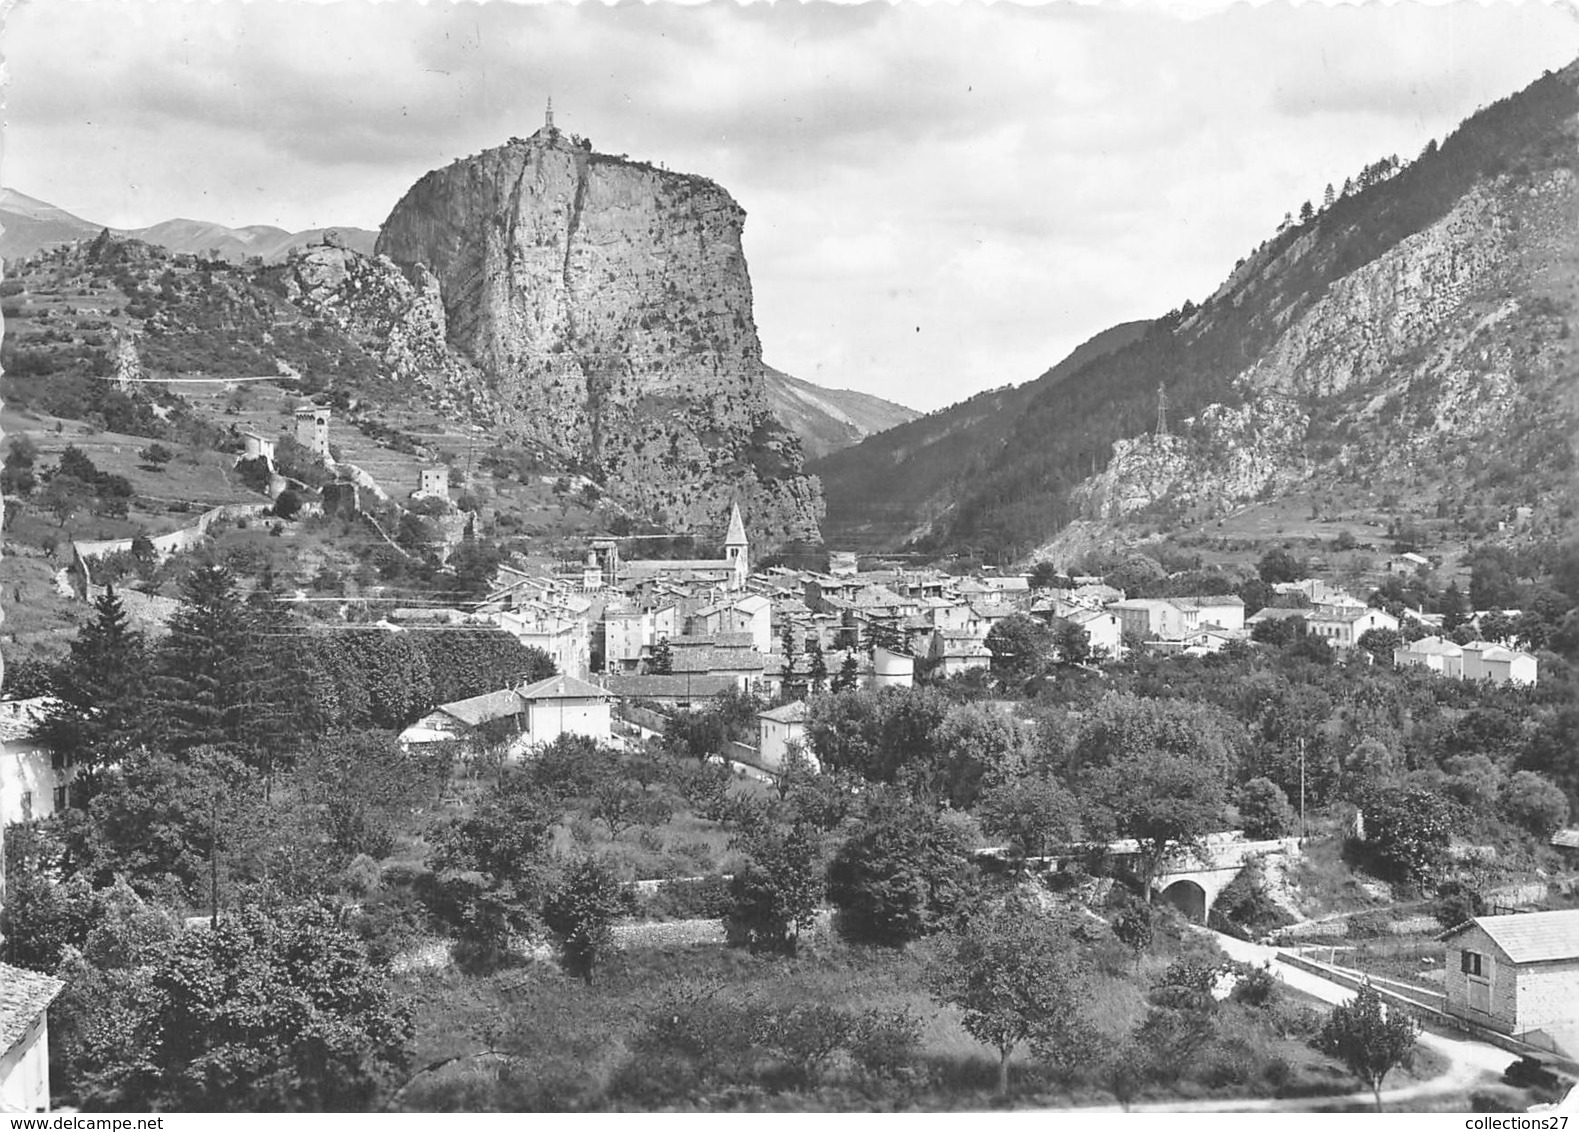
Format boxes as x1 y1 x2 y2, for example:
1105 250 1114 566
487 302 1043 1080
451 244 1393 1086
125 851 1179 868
278 242 494 421
375 124 824 548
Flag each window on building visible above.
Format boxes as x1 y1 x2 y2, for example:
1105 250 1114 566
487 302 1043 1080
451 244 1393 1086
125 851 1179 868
1461 950 1484 977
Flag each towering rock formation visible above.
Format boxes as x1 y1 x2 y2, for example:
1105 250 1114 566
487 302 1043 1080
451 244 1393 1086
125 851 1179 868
376 111 823 547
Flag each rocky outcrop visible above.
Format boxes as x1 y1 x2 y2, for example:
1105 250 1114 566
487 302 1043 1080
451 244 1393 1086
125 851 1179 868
375 124 824 547
279 243 493 420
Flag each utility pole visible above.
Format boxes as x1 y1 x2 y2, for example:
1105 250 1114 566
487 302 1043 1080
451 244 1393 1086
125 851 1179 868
1298 737 1307 844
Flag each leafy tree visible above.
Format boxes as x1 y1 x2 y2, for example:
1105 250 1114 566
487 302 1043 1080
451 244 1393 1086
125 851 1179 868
35 586 150 795
57 445 101 483
1358 785 1454 885
132 901 414 1110
49 881 180 1109
984 614 1053 685
1050 617 1091 665
1237 777 1296 840
1432 879 1488 929
1070 692 1239 779
1299 200 1315 223
1251 614 1305 646
588 751 673 839
1499 771 1570 838
925 896 1093 1096
543 856 635 985
1357 627 1402 659
0 823 99 971
299 731 446 864
826 792 976 945
2 435 39 496
1091 751 1229 902
1257 548 1302 584
88 747 274 909
923 702 1034 808
805 685 952 785
724 816 824 956
649 635 674 675
1317 983 1419 1111
1029 560 1061 589
426 768 558 953
976 773 1080 863
1478 610 1516 643
41 472 92 527
138 442 173 469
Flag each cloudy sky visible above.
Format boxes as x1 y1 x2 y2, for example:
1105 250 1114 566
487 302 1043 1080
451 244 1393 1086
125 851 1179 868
5 1 1579 413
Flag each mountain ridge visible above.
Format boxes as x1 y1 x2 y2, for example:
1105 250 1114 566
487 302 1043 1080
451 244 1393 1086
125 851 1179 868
0 187 378 265
816 58 1579 563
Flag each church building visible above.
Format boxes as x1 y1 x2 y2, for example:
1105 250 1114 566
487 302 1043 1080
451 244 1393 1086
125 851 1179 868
619 503 751 592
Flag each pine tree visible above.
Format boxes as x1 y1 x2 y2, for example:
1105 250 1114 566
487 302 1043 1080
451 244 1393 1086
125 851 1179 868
807 640 828 695
1299 200 1315 223
832 653 861 693
781 625 802 699
1323 182 1336 209
1342 175 1355 197
649 636 674 675
239 576 307 791
35 586 149 798
157 565 259 754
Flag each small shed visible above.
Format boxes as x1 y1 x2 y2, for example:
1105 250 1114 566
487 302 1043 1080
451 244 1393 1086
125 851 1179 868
1440 910 1579 1056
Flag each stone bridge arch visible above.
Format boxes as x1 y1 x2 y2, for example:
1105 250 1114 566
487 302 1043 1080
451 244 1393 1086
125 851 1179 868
1157 879 1208 921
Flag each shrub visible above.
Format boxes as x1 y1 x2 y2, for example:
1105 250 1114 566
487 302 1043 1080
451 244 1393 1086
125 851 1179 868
1347 910 1393 939
1238 778 1296 840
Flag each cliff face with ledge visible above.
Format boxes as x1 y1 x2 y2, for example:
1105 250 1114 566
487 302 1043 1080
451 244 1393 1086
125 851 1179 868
375 125 824 548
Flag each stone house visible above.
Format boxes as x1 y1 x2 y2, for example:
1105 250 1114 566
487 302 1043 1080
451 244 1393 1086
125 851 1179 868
1460 641 1539 687
1393 635 1464 676
1065 608 1124 660
929 631 992 678
0 962 64 1113
517 674 613 747
1110 595 1244 641
1440 910 1579 1056
757 700 810 773
1305 606 1399 649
